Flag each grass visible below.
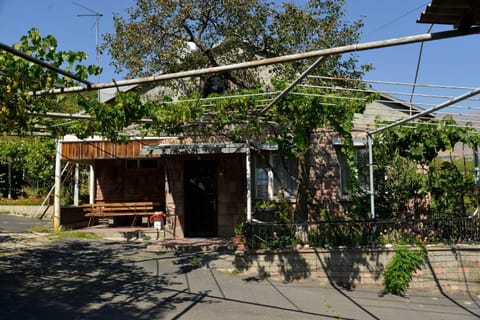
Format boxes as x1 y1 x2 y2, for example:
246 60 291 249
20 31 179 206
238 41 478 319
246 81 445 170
27 223 103 241
47 231 103 241
28 225 53 233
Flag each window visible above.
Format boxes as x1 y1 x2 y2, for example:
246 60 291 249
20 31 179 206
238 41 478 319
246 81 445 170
337 147 351 196
253 152 297 200
255 168 269 199
336 146 369 196
356 148 370 192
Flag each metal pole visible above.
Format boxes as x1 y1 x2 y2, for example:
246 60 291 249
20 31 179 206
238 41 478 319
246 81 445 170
33 27 480 96
33 163 70 219
260 56 327 114
475 144 479 184
246 142 252 222
7 160 11 199
89 165 95 204
368 135 375 219
0 42 92 86
74 163 80 206
474 144 480 218
75 2 103 99
54 139 62 231
369 86 480 135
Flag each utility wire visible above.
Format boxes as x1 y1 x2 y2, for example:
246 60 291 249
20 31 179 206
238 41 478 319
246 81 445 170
365 1 431 38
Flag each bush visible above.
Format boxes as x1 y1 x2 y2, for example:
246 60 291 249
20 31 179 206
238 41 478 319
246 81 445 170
383 245 426 295
0 197 44 205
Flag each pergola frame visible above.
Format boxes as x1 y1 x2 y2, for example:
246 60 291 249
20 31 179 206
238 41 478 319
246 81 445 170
2 1 480 229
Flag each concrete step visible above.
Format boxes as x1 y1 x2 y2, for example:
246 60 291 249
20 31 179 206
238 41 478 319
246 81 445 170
146 237 238 253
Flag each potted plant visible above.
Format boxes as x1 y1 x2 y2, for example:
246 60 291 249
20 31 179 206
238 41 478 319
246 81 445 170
234 220 246 250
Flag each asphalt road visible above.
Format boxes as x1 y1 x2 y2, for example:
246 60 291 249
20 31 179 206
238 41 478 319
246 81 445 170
0 213 51 232
0 214 479 319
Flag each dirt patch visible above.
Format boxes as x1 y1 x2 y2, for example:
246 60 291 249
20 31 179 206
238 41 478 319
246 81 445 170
0 232 52 256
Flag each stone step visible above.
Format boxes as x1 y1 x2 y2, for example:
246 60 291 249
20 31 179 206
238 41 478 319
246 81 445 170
146 237 238 253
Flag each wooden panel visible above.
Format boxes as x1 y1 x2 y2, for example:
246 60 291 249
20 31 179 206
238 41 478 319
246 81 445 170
61 136 232 160
62 139 165 160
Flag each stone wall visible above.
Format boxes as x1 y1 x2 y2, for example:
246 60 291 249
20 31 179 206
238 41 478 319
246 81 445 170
0 205 53 220
234 245 480 294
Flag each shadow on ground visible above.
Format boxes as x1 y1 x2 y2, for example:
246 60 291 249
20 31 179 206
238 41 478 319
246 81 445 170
0 239 210 319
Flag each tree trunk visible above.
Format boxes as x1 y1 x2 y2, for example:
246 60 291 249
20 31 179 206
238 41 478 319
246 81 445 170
295 129 312 223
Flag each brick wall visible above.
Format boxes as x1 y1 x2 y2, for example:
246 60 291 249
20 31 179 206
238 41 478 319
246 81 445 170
163 154 246 238
217 156 246 237
95 159 165 203
309 129 347 214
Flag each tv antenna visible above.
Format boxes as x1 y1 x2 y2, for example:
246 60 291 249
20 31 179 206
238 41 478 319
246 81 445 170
73 2 103 80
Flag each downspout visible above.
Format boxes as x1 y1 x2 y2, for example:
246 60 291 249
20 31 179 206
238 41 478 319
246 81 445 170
54 138 62 231
368 134 375 219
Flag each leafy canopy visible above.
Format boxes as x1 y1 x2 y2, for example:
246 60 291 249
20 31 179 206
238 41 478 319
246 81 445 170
103 0 367 89
365 117 480 219
0 137 55 198
0 28 101 135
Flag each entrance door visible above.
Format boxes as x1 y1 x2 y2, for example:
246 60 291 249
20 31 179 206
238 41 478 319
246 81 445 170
184 160 217 237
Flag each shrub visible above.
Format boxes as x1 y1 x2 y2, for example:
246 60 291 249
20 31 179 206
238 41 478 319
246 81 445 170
383 245 427 295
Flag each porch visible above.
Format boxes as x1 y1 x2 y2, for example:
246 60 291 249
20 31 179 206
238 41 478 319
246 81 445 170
58 138 251 238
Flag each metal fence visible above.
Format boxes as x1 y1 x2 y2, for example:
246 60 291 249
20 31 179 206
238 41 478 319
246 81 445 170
244 216 480 250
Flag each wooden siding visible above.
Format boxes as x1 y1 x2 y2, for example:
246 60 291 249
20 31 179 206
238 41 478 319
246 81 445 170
62 139 166 160
61 137 234 160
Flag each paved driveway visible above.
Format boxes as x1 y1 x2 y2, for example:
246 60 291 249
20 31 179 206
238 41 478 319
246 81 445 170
0 235 479 320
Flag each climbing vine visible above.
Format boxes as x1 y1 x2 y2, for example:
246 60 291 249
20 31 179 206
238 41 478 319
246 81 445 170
0 28 101 135
366 117 480 219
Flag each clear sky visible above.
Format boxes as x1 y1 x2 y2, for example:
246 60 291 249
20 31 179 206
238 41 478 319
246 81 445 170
0 0 479 110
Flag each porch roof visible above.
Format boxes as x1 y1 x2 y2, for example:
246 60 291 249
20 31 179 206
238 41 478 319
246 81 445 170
140 142 249 156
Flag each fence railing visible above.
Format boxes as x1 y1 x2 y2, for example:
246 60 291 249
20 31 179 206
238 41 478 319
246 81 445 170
244 216 480 250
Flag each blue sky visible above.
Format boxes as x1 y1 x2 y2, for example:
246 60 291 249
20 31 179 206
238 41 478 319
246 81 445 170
0 0 479 109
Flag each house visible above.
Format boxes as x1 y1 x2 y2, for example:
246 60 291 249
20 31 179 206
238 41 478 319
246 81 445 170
57 88 430 238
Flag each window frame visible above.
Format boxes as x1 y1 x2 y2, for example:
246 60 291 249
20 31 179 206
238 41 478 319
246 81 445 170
333 137 370 197
253 151 297 201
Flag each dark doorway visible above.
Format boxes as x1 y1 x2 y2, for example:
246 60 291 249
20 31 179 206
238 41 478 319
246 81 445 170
184 160 217 237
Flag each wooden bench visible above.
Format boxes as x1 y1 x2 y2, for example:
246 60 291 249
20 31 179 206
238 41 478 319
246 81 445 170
82 201 163 227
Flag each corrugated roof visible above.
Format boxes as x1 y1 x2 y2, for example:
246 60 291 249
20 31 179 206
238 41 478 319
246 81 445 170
418 0 480 29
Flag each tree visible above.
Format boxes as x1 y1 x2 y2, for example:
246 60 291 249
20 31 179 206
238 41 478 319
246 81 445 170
103 0 372 221
0 137 55 198
104 0 367 91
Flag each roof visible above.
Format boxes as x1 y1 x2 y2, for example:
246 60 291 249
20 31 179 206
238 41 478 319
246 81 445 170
99 85 137 103
352 91 433 132
417 0 480 29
